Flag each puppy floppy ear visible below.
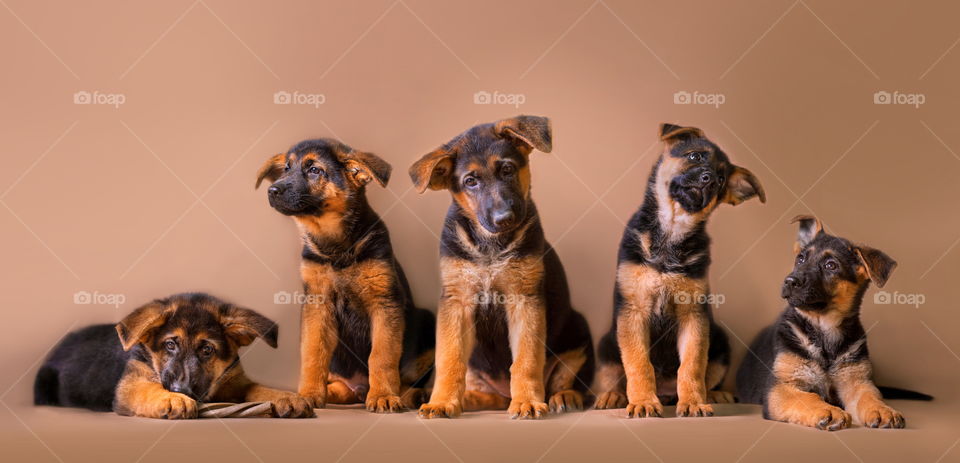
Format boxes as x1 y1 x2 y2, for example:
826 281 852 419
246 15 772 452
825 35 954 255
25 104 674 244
255 153 286 189
855 245 897 288
339 149 391 188
659 123 705 143
218 304 279 348
115 300 171 351
791 215 823 249
494 115 552 154
409 147 455 193
723 166 766 205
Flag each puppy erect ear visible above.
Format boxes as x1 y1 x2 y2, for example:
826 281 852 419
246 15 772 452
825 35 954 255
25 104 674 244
723 166 766 205
409 147 455 193
255 153 286 189
791 215 823 249
218 304 279 348
339 149 391 188
494 115 552 154
659 123 705 143
855 245 897 288
116 300 171 351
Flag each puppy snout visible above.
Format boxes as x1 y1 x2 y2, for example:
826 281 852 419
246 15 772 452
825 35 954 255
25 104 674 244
492 210 515 227
784 275 801 288
698 171 714 186
268 184 285 197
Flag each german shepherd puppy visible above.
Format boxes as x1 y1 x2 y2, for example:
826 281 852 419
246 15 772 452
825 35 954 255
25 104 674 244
34 293 314 418
256 138 435 413
410 115 595 419
737 216 930 430
595 123 766 418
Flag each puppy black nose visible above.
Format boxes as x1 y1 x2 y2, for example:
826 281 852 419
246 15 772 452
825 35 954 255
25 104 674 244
784 276 802 288
492 210 515 227
268 185 284 196
699 172 713 185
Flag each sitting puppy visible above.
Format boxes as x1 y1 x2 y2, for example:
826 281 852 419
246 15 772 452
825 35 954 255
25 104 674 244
410 115 595 419
256 139 435 413
34 292 313 419
737 216 923 430
595 123 765 418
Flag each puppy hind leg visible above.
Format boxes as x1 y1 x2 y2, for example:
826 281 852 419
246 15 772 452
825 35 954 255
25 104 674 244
545 348 588 413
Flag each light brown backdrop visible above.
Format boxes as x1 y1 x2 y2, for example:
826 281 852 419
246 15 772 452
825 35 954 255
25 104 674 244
1 1 958 462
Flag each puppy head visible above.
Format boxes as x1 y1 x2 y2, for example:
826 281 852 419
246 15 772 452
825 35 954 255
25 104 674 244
256 138 390 217
115 293 278 401
781 215 897 314
409 115 551 234
655 123 765 216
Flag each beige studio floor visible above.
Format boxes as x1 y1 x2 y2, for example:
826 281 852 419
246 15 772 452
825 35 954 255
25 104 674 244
2 400 958 462
3 0 960 461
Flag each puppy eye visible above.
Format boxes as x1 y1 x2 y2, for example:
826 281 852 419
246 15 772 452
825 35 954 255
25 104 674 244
687 152 704 162
824 260 838 271
796 253 805 264
463 176 478 188
308 166 324 176
501 164 516 176
284 162 290 171
163 340 177 352
199 344 215 357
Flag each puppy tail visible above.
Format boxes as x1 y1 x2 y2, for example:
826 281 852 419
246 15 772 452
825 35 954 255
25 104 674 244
33 365 60 406
878 385 933 401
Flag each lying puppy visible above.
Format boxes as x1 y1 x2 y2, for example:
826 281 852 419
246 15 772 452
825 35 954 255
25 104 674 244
257 139 435 413
34 292 313 419
737 216 928 430
410 115 595 419
595 123 765 417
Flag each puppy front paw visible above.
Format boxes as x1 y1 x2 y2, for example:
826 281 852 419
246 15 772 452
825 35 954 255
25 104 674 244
860 403 905 429
418 401 462 419
508 399 548 419
548 390 584 414
273 393 316 418
676 400 714 417
626 397 663 418
366 393 404 413
298 387 327 409
594 391 628 410
798 404 851 431
144 392 198 419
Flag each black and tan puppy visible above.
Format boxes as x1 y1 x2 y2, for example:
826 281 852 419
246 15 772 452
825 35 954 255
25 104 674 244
410 115 595 419
34 292 313 418
595 123 766 418
737 216 929 430
256 138 435 413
